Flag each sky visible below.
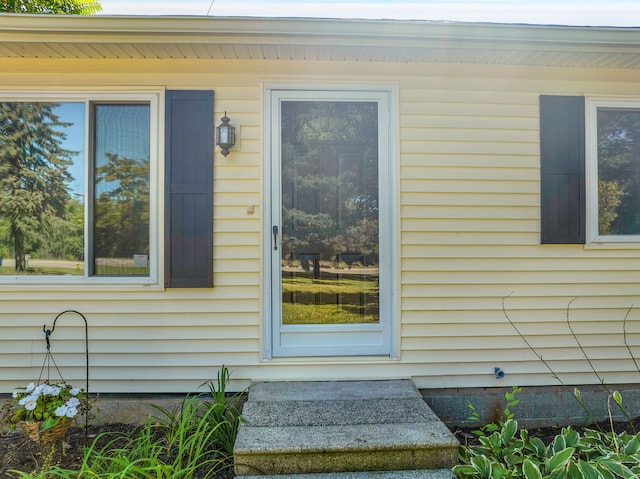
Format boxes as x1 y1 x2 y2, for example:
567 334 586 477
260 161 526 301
95 0 640 27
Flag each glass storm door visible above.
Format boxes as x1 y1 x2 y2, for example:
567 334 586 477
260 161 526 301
267 89 393 357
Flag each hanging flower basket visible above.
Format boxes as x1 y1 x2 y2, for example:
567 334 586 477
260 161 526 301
3 381 90 446
22 417 73 445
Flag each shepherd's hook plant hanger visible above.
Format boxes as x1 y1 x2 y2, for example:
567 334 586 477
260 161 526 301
41 310 90 441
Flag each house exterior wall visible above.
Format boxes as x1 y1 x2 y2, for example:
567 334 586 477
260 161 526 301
2 57 640 394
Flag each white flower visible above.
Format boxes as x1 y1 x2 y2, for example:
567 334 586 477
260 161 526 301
40 384 59 396
18 396 32 406
64 406 78 418
12 391 18 398
25 383 35 393
69 387 80 396
55 405 68 417
49 385 62 396
33 384 45 396
24 399 38 411
67 397 81 408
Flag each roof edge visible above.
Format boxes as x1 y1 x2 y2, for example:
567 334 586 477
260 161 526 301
0 14 639 48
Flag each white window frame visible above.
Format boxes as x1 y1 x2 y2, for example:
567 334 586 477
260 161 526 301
0 91 161 286
587 97 640 245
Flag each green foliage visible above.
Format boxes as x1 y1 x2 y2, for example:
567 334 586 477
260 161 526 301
467 385 521 437
597 108 640 235
454 418 640 479
9 367 242 479
486 298 640 479
94 153 150 263
280 101 379 262
598 180 623 235
282 302 379 324
6 381 88 430
0 0 101 14
0 102 76 271
282 276 378 295
459 382 640 478
200 366 244 456
33 198 84 262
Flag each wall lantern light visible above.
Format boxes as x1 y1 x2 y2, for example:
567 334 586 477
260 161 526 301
216 111 236 157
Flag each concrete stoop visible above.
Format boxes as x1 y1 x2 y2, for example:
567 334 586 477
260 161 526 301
233 380 459 478
238 470 454 479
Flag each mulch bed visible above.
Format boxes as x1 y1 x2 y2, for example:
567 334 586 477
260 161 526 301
0 423 234 478
4 418 640 478
453 416 640 447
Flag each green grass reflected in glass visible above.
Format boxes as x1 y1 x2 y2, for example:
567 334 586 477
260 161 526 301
0 264 147 276
282 303 378 324
282 275 379 324
0 265 84 276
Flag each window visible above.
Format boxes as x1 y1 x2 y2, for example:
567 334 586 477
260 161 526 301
588 99 640 243
0 93 159 283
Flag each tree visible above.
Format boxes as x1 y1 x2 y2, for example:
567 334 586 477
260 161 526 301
281 101 379 262
597 109 640 234
94 153 150 262
0 0 101 14
0 102 75 271
598 180 623 235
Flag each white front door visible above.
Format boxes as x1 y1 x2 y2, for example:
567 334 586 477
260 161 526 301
264 87 395 358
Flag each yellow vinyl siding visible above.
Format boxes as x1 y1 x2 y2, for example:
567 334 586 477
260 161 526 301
396 66 640 390
0 56 639 392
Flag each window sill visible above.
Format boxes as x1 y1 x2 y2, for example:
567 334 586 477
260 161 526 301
0 276 163 292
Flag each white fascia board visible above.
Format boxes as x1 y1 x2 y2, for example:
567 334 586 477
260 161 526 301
1 14 640 50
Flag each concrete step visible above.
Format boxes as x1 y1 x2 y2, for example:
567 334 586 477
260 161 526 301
237 469 454 479
233 380 459 476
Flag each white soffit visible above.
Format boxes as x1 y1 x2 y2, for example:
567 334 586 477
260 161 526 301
0 15 639 68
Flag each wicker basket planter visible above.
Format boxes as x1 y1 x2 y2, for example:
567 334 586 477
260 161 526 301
22 418 73 445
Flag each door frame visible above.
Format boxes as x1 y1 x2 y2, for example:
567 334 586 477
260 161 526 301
262 83 398 359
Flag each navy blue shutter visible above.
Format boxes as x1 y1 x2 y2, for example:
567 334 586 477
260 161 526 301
540 95 586 244
165 90 214 287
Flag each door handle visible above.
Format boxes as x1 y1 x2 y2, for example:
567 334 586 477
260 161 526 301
272 225 278 250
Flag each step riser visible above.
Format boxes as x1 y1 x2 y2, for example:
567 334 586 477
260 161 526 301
234 380 459 477
237 469 454 479
235 446 457 476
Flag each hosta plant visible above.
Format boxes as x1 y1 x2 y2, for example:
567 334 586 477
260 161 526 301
454 418 640 479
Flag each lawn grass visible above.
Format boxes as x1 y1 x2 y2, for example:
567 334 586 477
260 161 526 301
94 265 149 275
282 274 379 324
282 275 378 295
0 265 147 276
0 265 83 276
282 302 379 324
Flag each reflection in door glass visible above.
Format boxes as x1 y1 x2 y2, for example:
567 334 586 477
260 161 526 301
281 101 379 324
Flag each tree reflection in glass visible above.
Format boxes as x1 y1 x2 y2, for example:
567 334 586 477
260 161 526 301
280 101 379 324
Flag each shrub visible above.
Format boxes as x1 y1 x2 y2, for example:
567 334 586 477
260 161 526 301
9 366 242 479
454 417 640 479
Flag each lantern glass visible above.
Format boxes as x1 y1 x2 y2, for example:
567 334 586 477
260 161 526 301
216 112 236 156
